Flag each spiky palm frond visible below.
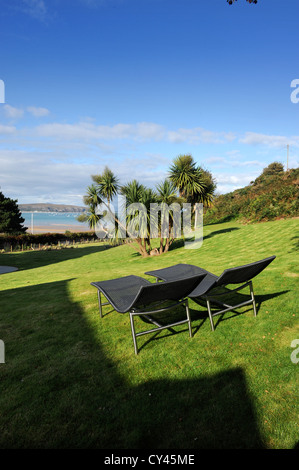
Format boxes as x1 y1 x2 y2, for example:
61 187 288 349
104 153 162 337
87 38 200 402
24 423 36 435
169 154 206 198
83 184 102 209
96 166 120 205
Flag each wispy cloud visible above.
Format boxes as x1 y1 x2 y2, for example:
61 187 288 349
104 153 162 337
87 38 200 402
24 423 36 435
214 172 260 195
1 115 297 205
167 128 235 145
0 148 166 204
22 0 47 21
0 124 16 135
33 120 236 145
239 132 299 148
27 106 50 117
205 155 265 168
3 104 24 119
2 104 50 119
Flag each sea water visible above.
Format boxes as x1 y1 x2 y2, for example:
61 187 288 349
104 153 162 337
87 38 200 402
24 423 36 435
22 212 89 231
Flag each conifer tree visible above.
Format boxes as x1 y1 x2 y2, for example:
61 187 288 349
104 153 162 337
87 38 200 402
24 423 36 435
0 191 27 234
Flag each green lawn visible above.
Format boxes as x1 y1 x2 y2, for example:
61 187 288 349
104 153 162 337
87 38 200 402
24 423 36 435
0 218 298 449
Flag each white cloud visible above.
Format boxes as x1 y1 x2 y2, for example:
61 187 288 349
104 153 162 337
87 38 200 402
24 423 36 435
239 132 299 148
33 120 237 146
3 117 296 205
0 148 167 205
214 171 259 194
205 155 265 169
27 106 50 117
167 127 236 145
3 104 24 119
34 121 166 141
0 124 16 134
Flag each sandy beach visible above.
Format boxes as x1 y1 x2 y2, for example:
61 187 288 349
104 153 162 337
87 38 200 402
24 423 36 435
26 225 92 234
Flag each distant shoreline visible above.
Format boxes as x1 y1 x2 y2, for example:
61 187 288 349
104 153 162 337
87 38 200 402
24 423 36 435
26 225 92 234
20 203 86 213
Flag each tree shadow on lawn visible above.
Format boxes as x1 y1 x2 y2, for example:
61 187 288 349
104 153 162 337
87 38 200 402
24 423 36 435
0 244 111 272
147 227 241 254
203 227 240 240
290 234 299 252
0 279 267 449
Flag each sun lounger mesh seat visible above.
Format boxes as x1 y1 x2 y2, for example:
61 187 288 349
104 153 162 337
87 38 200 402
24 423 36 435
91 273 206 354
145 256 276 331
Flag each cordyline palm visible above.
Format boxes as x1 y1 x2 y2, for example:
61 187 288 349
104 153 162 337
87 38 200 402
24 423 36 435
169 155 206 198
120 180 157 255
79 184 104 230
92 166 120 206
85 207 103 231
83 184 102 209
169 154 215 207
155 179 182 253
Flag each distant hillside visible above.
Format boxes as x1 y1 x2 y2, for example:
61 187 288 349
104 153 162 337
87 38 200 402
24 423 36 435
204 165 299 224
19 203 87 213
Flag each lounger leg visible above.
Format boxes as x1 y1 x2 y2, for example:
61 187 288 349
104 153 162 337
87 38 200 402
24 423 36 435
206 299 215 332
98 291 103 318
185 299 193 338
129 312 138 355
250 281 257 317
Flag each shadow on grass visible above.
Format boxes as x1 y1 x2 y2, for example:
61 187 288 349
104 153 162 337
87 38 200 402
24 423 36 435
290 235 299 252
204 215 237 225
192 289 289 330
0 244 111 272
167 227 240 252
0 279 266 449
204 227 240 240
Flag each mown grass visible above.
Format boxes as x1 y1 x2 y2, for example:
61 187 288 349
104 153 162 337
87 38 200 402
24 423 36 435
0 218 298 449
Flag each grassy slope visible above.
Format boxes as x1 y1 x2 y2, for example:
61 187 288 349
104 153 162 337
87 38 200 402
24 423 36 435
0 218 298 449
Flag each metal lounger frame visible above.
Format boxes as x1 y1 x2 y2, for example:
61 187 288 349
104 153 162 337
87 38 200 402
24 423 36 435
145 256 275 332
130 298 192 355
203 280 257 331
93 273 206 355
97 290 192 355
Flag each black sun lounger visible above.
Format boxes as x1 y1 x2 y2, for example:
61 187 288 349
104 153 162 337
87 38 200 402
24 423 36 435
145 256 276 331
91 273 206 354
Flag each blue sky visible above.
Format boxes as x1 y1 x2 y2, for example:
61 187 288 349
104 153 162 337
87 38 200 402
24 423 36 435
0 0 299 205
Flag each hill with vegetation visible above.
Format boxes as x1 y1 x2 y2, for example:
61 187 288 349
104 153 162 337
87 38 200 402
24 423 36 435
19 203 87 213
204 163 299 224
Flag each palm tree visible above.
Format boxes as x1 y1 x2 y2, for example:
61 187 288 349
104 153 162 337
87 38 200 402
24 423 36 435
169 154 215 208
92 166 120 206
120 180 157 256
169 154 206 198
83 184 102 209
78 184 103 231
156 179 179 205
155 179 182 253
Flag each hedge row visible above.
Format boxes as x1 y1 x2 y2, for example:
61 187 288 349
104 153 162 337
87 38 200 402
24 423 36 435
0 231 101 250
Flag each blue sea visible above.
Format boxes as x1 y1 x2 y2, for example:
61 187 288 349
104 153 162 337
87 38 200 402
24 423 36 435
22 212 89 233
